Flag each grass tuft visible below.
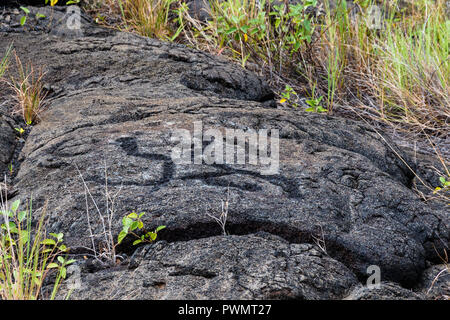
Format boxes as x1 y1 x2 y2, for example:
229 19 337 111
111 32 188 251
9 54 47 126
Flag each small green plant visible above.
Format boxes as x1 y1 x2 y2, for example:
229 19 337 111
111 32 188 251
434 176 450 194
117 212 166 246
271 0 316 52
305 95 327 113
36 13 47 20
304 82 326 113
8 164 13 175
19 6 47 26
46 254 75 300
19 7 30 26
94 14 106 24
279 84 299 107
15 127 25 136
0 198 74 300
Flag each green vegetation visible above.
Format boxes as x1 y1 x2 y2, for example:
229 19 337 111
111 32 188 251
85 0 448 131
116 0 180 39
305 95 326 113
76 165 166 264
19 7 45 26
15 127 25 136
0 44 12 78
19 7 30 26
0 199 74 300
0 0 447 299
280 84 299 107
9 54 47 125
325 0 448 133
434 175 450 199
118 211 166 246
182 0 317 68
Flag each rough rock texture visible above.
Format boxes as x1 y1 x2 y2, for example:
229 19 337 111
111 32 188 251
0 113 15 174
417 264 450 300
58 233 358 299
187 0 212 22
0 6 448 299
343 282 426 300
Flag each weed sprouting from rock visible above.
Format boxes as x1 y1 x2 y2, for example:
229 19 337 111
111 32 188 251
9 54 47 126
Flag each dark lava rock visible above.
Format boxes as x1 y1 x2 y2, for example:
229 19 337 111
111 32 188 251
2 0 41 6
0 6 448 299
344 282 426 300
417 264 450 300
186 0 211 22
0 108 15 174
58 233 358 300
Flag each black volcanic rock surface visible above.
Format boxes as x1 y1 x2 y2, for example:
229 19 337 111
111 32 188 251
0 5 447 299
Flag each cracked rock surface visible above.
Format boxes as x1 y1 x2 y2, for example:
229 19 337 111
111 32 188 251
59 233 359 300
0 5 448 299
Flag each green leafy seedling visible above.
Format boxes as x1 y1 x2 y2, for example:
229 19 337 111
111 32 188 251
15 127 25 136
279 85 299 108
47 255 75 299
434 176 450 194
117 212 166 246
305 96 327 113
20 7 30 26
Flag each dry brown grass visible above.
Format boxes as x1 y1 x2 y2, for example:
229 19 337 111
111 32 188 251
8 53 47 125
